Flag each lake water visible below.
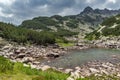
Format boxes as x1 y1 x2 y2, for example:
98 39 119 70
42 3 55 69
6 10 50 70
43 48 120 68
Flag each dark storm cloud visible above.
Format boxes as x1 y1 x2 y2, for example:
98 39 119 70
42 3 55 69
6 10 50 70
0 0 120 25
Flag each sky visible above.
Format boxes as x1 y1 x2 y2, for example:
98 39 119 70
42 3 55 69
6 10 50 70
0 0 120 25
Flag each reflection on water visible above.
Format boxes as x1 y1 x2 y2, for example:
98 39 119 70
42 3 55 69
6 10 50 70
43 48 120 68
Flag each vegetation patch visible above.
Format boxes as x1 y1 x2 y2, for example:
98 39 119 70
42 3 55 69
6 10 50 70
0 22 77 45
85 31 100 40
0 56 69 80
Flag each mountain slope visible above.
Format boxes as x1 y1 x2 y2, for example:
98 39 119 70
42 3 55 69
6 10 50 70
20 15 92 34
85 14 120 40
69 6 120 27
99 14 120 36
20 6 120 36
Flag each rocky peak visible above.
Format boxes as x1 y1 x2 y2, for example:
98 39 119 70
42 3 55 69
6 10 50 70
81 6 93 14
80 6 120 15
84 6 93 12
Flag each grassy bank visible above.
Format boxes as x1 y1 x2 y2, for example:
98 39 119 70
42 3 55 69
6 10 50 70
0 56 119 80
0 56 69 80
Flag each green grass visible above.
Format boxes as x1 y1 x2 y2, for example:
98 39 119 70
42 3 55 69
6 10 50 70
0 56 69 80
0 56 119 80
58 43 74 48
56 38 75 47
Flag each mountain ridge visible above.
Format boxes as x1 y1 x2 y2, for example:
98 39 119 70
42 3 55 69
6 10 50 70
85 14 120 40
20 6 120 35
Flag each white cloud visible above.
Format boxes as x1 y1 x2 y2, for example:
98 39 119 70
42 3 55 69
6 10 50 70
86 0 95 3
58 8 78 16
0 0 120 25
107 0 116 4
0 0 15 5
0 7 13 17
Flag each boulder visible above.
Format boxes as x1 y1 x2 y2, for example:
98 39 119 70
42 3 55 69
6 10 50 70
67 77 75 80
71 70 80 79
89 68 99 74
46 53 59 58
14 49 21 54
16 53 26 58
75 66 81 70
65 69 73 74
41 65 51 71
31 64 37 69
117 73 120 77
101 70 109 75
2 44 12 50
23 58 33 64
23 64 29 67
33 61 40 65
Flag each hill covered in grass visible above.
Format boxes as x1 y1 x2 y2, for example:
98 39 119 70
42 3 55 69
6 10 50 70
0 56 69 80
0 56 120 80
0 22 78 45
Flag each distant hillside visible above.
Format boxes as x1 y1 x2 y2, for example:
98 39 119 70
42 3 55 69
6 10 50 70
20 6 120 35
20 15 92 35
85 14 120 40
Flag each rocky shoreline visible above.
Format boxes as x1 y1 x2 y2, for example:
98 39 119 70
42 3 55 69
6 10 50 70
0 43 89 67
0 41 120 80
66 60 120 80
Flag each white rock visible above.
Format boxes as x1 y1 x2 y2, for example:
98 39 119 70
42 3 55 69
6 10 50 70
71 70 80 79
23 64 29 67
89 68 99 73
75 66 81 70
117 73 120 77
102 64 109 68
41 65 51 71
101 70 109 75
80 76 85 78
65 69 73 74
67 77 75 80
31 64 37 69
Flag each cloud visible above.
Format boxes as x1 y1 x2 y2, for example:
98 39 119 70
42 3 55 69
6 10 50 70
0 0 15 5
0 0 120 25
107 0 116 4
